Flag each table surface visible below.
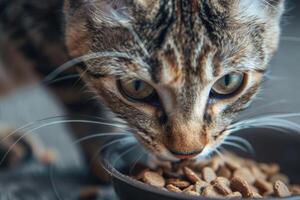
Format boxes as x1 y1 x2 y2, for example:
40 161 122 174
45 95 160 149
0 1 299 200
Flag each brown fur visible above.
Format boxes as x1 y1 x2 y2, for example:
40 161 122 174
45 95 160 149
63 0 284 160
0 0 285 162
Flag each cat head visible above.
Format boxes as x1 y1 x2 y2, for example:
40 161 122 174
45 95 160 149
64 0 284 160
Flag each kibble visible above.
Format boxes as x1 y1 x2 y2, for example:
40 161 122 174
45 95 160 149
273 180 291 197
132 152 300 199
202 167 217 183
142 171 165 188
183 167 201 183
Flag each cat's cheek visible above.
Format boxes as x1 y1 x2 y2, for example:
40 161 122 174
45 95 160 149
135 133 178 161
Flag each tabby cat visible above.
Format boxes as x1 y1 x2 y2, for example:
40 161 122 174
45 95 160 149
0 0 284 170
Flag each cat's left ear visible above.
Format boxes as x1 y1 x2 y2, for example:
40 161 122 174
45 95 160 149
65 0 131 26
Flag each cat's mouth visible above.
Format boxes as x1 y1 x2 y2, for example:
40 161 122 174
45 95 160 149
168 150 203 159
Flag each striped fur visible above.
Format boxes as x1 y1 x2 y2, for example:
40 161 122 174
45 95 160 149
0 0 284 161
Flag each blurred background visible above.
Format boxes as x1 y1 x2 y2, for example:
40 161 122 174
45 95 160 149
0 1 299 200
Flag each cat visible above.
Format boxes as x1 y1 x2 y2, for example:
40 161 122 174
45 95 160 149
0 0 285 175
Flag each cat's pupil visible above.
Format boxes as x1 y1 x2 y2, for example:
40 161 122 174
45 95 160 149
133 80 142 91
224 75 231 86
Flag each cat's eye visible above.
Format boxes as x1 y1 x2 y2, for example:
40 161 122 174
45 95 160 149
118 78 156 102
211 72 245 97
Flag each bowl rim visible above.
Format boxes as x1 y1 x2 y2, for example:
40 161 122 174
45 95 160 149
100 140 300 200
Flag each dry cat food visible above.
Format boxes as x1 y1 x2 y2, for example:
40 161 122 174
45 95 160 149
131 152 300 198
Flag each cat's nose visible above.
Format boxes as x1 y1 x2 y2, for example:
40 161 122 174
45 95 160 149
164 127 207 159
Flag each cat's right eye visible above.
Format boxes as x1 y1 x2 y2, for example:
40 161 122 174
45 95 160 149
117 78 159 105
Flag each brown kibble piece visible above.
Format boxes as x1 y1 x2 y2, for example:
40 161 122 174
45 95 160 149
254 179 273 195
166 184 182 193
230 177 253 198
213 177 232 195
233 168 256 184
182 185 195 193
195 181 209 193
273 180 291 197
202 167 217 183
226 191 242 198
259 163 280 175
166 179 190 189
252 192 263 198
218 166 232 179
209 157 225 171
143 171 166 188
135 169 150 180
202 185 223 198
134 152 299 198
225 159 241 171
249 165 267 180
183 167 201 183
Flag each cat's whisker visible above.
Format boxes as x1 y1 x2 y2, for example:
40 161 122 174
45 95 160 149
225 136 255 155
129 151 145 176
73 132 133 144
43 51 136 82
112 144 138 166
0 115 95 144
214 148 225 162
126 25 150 58
50 136 134 200
88 136 137 171
222 141 248 153
239 99 287 119
230 112 300 128
44 74 80 85
261 0 279 11
0 119 131 166
281 36 300 43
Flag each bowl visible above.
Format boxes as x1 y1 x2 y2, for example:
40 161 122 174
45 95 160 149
100 128 300 200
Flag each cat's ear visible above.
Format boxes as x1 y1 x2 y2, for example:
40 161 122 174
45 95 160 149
65 0 131 26
237 0 284 19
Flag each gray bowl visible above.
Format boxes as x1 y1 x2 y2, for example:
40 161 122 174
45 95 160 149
101 128 300 200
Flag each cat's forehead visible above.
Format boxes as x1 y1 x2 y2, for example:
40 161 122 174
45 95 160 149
79 0 283 82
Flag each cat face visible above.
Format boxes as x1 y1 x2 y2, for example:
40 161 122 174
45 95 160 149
64 0 284 160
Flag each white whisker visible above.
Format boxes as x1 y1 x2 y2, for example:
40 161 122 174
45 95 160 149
74 132 132 144
281 36 300 43
44 74 80 85
214 149 225 162
0 120 130 166
88 137 137 170
113 144 138 166
225 136 255 155
129 151 145 176
222 141 248 153
43 51 136 82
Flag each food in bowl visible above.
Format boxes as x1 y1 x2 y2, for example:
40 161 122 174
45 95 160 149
131 152 300 198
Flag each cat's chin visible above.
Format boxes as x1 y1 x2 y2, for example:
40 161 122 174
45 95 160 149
155 151 180 162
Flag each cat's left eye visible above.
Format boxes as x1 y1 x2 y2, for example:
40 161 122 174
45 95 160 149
118 78 156 102
211 72 245 97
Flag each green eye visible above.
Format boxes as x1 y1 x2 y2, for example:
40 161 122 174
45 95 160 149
118 78 155 101
211 72 245 96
